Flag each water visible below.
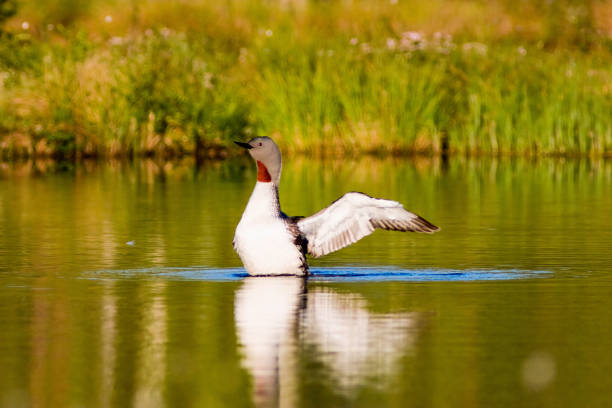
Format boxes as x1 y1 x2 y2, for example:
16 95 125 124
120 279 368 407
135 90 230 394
1 157 612 407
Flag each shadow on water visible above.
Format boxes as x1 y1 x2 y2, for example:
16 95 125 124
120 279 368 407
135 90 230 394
83 266 551 282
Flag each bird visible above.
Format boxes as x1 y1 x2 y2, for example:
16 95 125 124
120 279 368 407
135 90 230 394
233 137 439 276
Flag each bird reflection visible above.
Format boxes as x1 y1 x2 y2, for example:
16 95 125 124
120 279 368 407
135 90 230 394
234 277 421 407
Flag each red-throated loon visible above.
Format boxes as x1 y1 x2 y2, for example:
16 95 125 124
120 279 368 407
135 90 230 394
233 137 439 276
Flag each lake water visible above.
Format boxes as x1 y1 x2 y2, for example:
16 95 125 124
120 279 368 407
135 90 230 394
1 157 611 408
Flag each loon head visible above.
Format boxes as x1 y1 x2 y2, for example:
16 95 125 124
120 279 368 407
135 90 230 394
235 137 282 184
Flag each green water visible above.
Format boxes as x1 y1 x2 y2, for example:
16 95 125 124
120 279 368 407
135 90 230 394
1 157 611 408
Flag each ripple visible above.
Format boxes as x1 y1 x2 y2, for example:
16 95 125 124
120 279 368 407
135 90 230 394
83 266 550 282
310 267 550 282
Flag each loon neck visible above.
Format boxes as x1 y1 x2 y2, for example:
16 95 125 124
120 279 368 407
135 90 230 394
244 181 281 219
256 161 272 183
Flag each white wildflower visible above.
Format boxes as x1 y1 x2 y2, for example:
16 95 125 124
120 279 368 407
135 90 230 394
265 29 273 37
518 46 527 56
21 21 29 30
403 31 422 42
386 38 397 50
399 31 427 52
350 37 358 46
399 37 414 52
462 42 487 55
104 15 112 23
109 36 124 46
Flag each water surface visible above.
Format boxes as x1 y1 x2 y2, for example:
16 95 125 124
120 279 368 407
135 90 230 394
1 157 611 407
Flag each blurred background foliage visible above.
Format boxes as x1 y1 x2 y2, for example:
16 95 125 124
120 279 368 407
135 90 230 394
0 0 611 158
0 0 17 31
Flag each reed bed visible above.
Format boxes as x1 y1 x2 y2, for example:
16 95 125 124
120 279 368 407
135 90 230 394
1 0 611 158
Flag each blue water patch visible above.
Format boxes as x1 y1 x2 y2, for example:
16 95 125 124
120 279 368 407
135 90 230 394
310 267 550 282
83 266 550 282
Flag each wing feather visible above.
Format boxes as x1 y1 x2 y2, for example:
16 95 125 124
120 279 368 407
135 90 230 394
297 192 439 258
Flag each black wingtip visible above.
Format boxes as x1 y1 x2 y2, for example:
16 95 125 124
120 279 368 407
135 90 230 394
234 141 253 149
413 215 440 233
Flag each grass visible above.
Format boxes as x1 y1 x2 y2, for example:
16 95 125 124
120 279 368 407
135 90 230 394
1 0 612 158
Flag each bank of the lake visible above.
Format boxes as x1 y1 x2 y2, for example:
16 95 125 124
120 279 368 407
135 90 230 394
2 0 612 159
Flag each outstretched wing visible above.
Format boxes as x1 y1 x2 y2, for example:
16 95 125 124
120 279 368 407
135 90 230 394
297 192 439 258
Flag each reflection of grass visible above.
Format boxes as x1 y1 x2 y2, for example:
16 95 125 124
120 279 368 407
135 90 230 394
2 155 611 271
1 0 612 158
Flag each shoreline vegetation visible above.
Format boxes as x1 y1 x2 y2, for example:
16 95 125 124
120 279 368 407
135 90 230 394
1 0 612 160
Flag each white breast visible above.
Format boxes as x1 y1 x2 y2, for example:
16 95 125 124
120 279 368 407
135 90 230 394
234 182 306 276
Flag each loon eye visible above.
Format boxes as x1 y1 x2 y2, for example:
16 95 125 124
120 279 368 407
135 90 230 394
258 142 262 146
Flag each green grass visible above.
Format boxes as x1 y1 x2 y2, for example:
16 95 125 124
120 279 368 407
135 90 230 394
1 0 612 158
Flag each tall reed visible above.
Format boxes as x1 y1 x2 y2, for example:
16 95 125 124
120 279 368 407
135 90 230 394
1 0 611 158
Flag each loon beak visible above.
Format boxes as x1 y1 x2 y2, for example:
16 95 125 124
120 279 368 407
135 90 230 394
234 141 253 150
